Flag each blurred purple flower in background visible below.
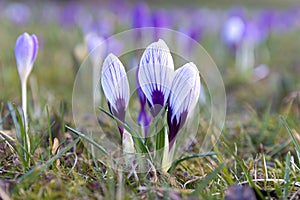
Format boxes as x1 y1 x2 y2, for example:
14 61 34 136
60 2 80 28
132 2 151 29
151 9 171 40
132 2 151 40
222 14 246 52
4 2 31 25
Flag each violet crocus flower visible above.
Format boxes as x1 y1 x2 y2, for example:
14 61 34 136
138 39 174 116
101 54 130 139
222 15 246 52
5 3 31 25
167 63 200 149
132 2 150 29
151 10 170 40
15 32 38 151
15 33 38 82
132 2 151 40
60 2 80 28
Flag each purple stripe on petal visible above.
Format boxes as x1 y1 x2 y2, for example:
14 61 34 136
30 34 39 65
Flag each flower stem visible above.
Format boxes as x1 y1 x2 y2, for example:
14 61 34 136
21 78 30 153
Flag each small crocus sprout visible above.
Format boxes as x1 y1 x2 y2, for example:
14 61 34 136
15 32 38 136
101 54 130 140
138 39 174 116
167 62 201 149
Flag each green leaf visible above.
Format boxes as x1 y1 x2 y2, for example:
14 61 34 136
154 126 166 163
155 127 165 151
283 152 291 199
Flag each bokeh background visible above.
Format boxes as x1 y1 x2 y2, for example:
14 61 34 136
0 0 300 115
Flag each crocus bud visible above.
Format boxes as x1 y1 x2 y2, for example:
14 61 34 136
15 32 38 82
167 62 201 149
101 53 130 138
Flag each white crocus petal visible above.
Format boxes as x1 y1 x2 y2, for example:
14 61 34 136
169 62 201 122
101 54 130 111
138 39 174 107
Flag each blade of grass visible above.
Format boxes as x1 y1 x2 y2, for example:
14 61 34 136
60 102 65 137
283 152 291 199
46 105 52 158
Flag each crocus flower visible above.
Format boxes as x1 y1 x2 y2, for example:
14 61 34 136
5 3 31 25
138 39 174 116
101 54 130 139
222 15 246 52
167 62 201 149
101 54 135 153
15 32 38 151
15 33 38 83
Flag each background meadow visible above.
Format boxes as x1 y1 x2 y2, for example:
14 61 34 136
0 0 300 199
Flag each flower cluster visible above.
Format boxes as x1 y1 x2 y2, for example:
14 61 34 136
101 39 201 164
